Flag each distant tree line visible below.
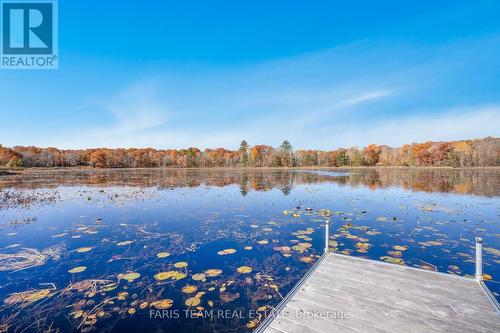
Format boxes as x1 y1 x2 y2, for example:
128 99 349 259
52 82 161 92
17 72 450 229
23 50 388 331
0 137 498 169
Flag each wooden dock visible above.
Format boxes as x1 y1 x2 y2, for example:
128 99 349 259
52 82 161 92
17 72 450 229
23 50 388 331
257 234 499 333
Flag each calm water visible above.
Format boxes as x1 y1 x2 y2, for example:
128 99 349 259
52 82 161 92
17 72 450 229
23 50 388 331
0 168 498 332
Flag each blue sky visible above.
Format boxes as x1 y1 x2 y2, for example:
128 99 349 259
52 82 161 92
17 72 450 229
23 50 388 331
1 0 500 150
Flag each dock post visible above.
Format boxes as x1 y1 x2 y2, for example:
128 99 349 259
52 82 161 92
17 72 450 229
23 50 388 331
475 237 483 282
324 220 330 254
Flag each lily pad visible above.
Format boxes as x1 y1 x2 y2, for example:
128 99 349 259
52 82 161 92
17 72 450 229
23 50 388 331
156 252 170 258
119 272 141 282
174 261 188 268
205 269 222 277
182 285 198 294
185 297 201 306
151 299 173 309
76 247 92 253
192 273 206 281
217 249 236 255
237 266 252 273
68 266 87 273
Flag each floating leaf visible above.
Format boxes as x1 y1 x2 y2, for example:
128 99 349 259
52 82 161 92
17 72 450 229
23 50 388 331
156 252 170 258
119 272 141 282
388 251 403 258
244 246 253 250
154 271 186 281
217 249 236 255
256 240 269 245
355 242 370 253
151 299 173 309
128 308 136 315
393 245 408 251
139 301 149 309
68 266 87 273
237 266 252 273
117 291 129 300
205 269 222 277
182 285 198 294
483 274 493 281
418 241 443 246
102 283 117 292
380 256 405 265
192 273 206 281
246 319 259 329
185 297 201 306
76 247 92 253
299 256 314 263
174 261 188 268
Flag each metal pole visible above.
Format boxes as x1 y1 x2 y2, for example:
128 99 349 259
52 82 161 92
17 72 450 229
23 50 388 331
475 237 483 282
324 220 330 254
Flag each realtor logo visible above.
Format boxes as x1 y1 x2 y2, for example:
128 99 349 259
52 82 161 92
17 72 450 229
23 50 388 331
1 0 58 69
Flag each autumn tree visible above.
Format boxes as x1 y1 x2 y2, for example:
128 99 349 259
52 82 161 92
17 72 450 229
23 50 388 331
1 137 498 169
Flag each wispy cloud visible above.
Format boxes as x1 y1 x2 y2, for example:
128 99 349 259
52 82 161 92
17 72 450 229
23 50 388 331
311 106 500 149
99 82 168 136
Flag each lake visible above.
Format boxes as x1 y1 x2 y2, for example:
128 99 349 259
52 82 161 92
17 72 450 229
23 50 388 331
0 168 498 332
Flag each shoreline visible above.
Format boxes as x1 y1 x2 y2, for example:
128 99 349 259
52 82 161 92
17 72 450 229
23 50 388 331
2 165 499 175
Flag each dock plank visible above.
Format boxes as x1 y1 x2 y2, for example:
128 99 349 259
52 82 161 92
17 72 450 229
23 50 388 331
260 253 499 333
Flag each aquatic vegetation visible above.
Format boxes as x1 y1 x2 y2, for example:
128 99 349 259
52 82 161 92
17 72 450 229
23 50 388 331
4 288 52 305
237 266 252 273
156 252 170 258
185 297 201 306
291 242 312 252
76 247 93 253
0 246 62 271
217 249 236 255
182 285 198 294
68 266 87 273
192 273 206 281
151 299 173 309
355 242 370 253
205 269 223 277
154 271 186 281
174 261 188 268
419 241 443 246
118 272 141 282
380 256 405 265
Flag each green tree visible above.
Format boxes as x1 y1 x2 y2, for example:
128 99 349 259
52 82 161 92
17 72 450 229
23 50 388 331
279 140 293 167
336 151 349 166
239 140 249 166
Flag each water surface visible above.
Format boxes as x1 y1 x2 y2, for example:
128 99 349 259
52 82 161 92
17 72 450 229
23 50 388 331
0 168 498 332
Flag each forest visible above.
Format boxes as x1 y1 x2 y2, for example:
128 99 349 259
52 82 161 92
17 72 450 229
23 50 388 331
0 137 498 169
